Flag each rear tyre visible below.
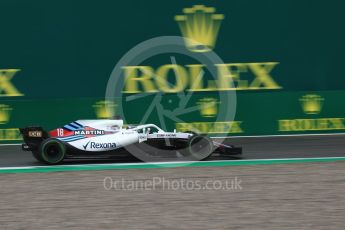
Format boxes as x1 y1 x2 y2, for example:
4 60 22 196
185 135 214 160
39 138 66 164
32 150 43 162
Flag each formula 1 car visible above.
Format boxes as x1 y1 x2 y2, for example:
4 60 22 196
20 119 242 164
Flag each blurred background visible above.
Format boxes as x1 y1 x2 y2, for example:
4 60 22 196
1 0 345 143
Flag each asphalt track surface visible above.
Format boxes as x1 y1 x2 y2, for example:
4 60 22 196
1 135 345 229
0 162 344 229
0 134 344 167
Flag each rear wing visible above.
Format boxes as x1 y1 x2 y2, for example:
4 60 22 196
19 127 49 151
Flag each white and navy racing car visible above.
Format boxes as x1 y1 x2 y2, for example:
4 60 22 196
20 119 242 164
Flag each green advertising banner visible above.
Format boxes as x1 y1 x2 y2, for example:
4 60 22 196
1 0 345 143
1 90 345 143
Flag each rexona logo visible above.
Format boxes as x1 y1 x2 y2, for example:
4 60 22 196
122 5 281 93
83 141 117 150
0 69 23 97
279 94 345 132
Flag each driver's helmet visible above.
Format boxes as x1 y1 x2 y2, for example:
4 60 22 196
109 125 120 132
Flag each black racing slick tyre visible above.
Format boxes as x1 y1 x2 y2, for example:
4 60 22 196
186 135 214 160
32 150 43 162
39 138 66 164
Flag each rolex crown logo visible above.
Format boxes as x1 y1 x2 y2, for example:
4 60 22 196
93 101 117 119
197 97 220 118
299 94 324 115
0 104 12 124
175 5 224 52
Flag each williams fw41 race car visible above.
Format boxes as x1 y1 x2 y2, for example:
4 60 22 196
20 119 242 164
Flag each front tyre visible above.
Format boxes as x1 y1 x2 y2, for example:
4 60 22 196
186 135 214 160
39 138 66 164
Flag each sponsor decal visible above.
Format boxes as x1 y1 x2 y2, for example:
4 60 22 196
83 141 117 150
0 104 22 141
176 121 243 134
93 101 117 119
279 118 345 132
82 141 90 150
74 130 105 135
299 94 324 115
0 104 12 124
123 62 281 93
278 94 345 132
0 128 21 141
157 133 177 137
91 142 116 149
28 131 42 137
53 124 113 141
122 5 281 93
0 69 23 97
175 5 224 53
197 98 220 118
